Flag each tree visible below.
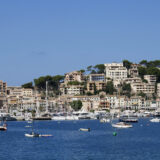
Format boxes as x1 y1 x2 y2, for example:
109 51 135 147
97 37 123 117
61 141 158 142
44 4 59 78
139 60 148 66
87 65 93 72
94 64 105 73
94 83 97 95
121 83 131 97
78 69 85 73
138 66 147 79
123 60 132 69
70 100 83 111
34 75 64 90
105 81 116 95
22 82 33 89
67 81 82 85
137 91 146 98
122 83 131 92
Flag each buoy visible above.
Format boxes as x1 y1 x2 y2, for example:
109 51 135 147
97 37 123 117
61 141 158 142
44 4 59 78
113 132 117 136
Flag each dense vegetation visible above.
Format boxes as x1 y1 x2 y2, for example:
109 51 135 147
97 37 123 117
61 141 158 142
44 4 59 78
70 100 83 111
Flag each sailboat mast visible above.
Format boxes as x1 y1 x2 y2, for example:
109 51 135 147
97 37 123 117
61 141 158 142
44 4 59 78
46 81 48 113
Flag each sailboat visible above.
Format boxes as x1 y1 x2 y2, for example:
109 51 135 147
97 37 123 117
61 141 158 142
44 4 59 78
25 120 40 137
25 118 52 138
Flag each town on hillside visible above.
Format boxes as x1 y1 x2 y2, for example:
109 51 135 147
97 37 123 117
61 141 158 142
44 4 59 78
0 60 160 120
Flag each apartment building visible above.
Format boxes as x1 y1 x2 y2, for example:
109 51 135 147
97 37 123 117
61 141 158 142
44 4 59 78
64 71 84 83
22 88 34 96
61 85 84 95
7 86 23 96
131 82 155 95
128 64 139 78
0 80 7 96
87 82 106 94
89 74 105 82
144 75 157 84
157 83 160 97
124 77 142 84
104 63 127 81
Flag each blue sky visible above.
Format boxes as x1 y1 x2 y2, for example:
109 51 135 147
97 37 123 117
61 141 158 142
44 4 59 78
0 0 160 86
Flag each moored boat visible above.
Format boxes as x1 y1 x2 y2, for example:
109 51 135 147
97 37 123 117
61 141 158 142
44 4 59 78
150 118 160 122
112 122 132 128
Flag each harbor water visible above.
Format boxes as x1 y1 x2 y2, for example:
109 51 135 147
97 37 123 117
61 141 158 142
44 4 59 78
0 119 160 160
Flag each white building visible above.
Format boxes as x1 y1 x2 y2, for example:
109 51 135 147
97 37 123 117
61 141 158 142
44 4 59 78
144 75 157 84
104 63 127 81
131 82 155 95
61 85 84 95
157 83 160 97
22 88 34 96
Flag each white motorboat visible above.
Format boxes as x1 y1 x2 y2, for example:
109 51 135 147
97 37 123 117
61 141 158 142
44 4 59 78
150 118 160 122
112 122 132 128
52 113 66 121
0 125 7 131
79 128 90 132
100 118 110 123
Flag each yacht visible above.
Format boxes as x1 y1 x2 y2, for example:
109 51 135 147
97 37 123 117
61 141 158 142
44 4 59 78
52 113 66 121
112 122 133 128
0 113 17 121
78 112 91 120
119 115 138 123
150 118 160 122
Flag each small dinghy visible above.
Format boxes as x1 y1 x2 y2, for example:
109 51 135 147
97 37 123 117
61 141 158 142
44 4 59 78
79 128 90 132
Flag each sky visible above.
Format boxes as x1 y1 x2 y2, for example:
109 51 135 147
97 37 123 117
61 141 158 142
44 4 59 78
0 0 160 86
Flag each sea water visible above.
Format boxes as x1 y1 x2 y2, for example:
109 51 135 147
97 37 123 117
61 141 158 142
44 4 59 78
0 119 160 160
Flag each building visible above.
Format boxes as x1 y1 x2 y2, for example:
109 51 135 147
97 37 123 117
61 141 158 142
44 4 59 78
144 75 157 84
64 71 84 83
99 99 110 109
104 63 127 81
131 82 155 95
7 86 23 96
22 88 34 96
60 84 84 95
124 77 142 84
89 74 105 82
0 80 7 96
128 64 139 78
87 82 106 94
157 83 160 97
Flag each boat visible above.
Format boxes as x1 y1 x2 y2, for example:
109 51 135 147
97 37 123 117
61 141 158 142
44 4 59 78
79 128 91 132
112 122 133 128
0 124 7 131
52 113 66 121
25 132 40 137
150 118 160 122
119 115 138 123
78 112 91 120
0 122 7 131
100 118 110 123
119 111 138 123
25 132 53 138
